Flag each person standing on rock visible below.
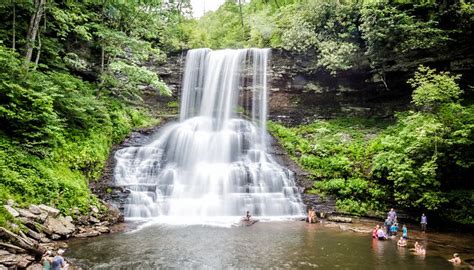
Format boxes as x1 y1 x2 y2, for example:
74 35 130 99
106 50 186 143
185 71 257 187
388 208 397 223
420 213 427 232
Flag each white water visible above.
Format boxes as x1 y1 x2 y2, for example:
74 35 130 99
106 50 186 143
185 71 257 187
114 48 305 224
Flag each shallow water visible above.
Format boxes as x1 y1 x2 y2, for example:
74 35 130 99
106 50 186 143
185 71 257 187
66 221 473 269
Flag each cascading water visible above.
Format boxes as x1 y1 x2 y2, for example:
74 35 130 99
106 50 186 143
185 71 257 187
114 48 305 224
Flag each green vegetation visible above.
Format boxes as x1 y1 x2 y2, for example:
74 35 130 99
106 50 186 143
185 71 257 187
184 0 472 78
0 1 188 225
270 66 473 225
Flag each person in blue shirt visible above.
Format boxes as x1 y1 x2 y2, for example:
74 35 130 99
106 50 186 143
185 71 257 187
51 249 67 270
390 223 399 236
402 224 408 239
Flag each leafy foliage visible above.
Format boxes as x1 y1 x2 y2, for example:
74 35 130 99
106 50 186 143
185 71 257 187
0 0 181 225
270 67 473 224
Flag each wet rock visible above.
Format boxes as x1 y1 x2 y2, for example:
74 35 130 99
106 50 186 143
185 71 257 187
26 263 43 270
38 205 60 218
28 205 42 215
106 204 124 223
95 226 110 233
89 216 100 224
3 205 19 217
44 216 75 237
75 229 101 238
18 209 37 219
328 216 353 223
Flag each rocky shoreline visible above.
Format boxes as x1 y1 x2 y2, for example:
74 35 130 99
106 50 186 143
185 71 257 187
0 199 122 269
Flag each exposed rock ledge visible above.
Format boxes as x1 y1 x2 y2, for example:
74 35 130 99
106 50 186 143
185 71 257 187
0 199 122 269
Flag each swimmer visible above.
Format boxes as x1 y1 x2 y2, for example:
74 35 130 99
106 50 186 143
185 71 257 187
397 237 407 247
448 253 461 265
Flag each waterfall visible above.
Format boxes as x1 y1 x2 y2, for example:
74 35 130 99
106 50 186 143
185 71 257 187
114 48 305 223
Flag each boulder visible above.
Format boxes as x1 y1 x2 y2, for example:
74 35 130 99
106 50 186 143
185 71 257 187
28 205 42 215
89 216 100 224
3 205 19 217
50 234 61 240
38 205 60 218
40 237 52 243
91 206 99 214
0 264 7 270
27 229 45 241
0 254 19 266
18 217 51 235
6 199 14 206
44 216 75 237
327 216 353 223
17 254 34 269
35 212 48 223
18 209 37 219
75 229 101 238
95 226 110 233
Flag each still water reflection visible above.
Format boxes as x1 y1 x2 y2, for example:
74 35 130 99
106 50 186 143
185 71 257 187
67 222 463 269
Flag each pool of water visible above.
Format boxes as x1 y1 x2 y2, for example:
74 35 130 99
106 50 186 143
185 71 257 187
67 221 472 269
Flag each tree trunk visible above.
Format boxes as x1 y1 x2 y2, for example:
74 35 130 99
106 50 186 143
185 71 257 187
33 30 41 70
101 46 105 74
12 3 16 50
238 0 244 39
24 0 46 67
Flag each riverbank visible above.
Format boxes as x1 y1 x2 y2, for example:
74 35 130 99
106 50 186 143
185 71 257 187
0 198 123 269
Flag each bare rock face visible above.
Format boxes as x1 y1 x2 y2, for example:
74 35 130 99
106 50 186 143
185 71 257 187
38 205 60 218
44 216 76 237
3 205 19 217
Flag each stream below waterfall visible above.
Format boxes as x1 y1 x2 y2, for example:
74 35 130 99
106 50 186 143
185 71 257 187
66 221 474 269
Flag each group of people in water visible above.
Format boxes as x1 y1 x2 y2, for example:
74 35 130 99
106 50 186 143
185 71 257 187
371 208 463 265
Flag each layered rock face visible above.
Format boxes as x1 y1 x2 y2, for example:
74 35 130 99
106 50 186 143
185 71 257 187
157 49 414 125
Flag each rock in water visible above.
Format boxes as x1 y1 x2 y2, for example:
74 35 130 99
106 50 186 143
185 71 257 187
327 216 353 223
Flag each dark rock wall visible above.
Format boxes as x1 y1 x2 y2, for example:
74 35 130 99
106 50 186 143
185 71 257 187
158 49 415 125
